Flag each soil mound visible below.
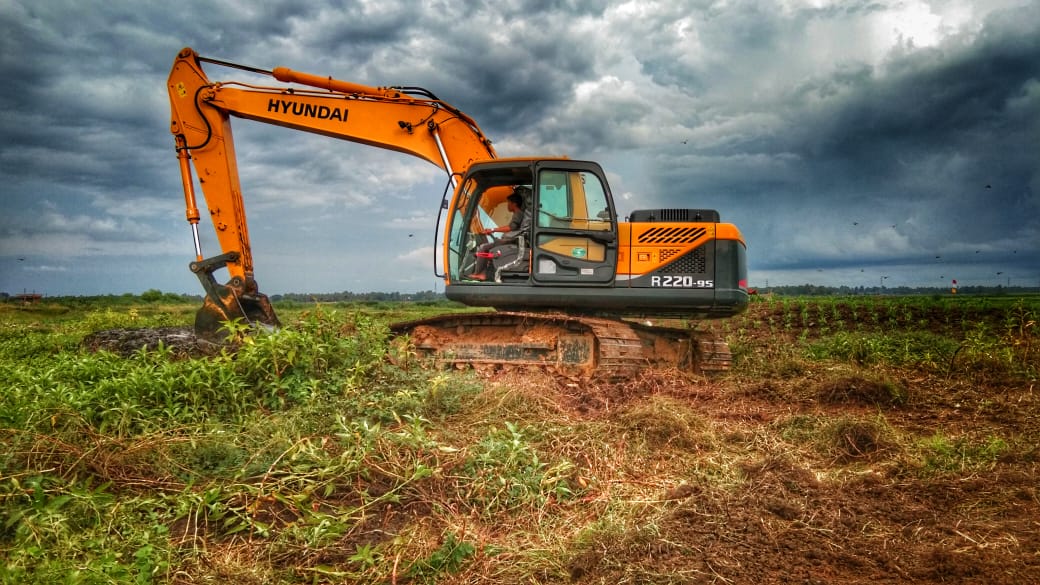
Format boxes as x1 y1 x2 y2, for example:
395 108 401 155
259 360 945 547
82 327 216 358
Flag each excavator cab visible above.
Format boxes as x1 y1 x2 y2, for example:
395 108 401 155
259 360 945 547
444 159 620 291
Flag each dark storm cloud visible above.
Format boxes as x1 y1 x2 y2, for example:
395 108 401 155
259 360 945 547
303 5 412 52
372 4 602 135
1 0 1036 295
0 2 175 201
643 3 1039 282
800 27 1040 166
625 0 795 93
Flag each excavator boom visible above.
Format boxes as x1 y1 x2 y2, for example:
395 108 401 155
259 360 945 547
167 48 495 339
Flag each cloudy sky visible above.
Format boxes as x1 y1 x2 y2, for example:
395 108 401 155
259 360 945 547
1 0 1037 297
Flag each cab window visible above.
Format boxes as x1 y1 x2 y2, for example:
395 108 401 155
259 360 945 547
538 170 569 227
537 169 611 231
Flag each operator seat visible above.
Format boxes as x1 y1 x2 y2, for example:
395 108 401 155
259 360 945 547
492 233 529 282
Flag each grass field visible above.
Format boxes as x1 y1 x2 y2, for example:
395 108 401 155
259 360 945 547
1 294 1037 584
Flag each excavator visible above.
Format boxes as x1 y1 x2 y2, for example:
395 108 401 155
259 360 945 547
166 47 749 377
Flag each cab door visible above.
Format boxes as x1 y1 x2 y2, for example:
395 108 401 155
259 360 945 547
531 162 618 285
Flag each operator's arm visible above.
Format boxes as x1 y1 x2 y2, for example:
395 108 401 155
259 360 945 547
481 209 523 236
480 224 511 236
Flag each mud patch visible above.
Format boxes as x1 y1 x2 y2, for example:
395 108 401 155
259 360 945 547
82 327 218 358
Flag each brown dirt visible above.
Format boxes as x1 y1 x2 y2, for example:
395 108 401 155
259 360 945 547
82 326 218 357
82 301 1039 583
528 301 1040 585
558 441 1039 584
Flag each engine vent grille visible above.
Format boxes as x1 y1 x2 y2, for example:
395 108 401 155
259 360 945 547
661 247 707 273
636 226 707 244
630 209 720 222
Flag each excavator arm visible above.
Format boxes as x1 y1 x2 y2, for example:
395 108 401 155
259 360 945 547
167 47 497 339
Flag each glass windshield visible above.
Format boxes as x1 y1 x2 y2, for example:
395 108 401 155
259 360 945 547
447 166 535 280
537 169 611 230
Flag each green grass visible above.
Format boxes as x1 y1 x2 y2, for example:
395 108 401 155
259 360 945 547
1 300 491 582
0 293 1037 583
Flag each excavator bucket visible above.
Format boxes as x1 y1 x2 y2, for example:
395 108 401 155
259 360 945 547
190 254 281 343
194 283 280 343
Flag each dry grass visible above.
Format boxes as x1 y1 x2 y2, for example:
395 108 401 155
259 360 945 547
3 296 1038 583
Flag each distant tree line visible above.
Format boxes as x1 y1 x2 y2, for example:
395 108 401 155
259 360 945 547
0 290 204 306
269 290 445 303
0 289 449 304
5 285 1035 304
759 284 1038 296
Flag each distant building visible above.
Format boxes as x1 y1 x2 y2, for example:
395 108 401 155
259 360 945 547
14 291 42 304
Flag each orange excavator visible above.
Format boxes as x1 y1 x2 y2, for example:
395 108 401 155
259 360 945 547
167 47 748 376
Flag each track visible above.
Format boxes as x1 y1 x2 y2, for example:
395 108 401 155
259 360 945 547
82 311 732 379
389 311 731 378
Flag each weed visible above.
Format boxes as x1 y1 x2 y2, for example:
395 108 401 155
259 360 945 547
775 413 824 444
823 416 892 462
461 422 575 516
614 396 713 450
807 331 958 370
816 374 908 406
0 475 173 583
774 414 894 463
915 433 1010 475
405 532 477 581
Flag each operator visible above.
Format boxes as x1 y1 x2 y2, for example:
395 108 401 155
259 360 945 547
465 187 531 281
